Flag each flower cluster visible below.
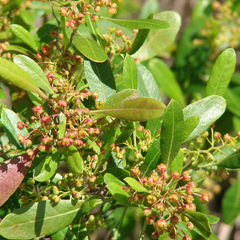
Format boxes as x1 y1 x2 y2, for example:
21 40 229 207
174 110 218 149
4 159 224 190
129 164 209 240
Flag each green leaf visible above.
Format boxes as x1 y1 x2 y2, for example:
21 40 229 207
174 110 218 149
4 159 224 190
124 177 148 193
33 152 61 182
129 14 153 54
100 17 169 30
222 179 240 224
206 48 236 97
73 36 107 63
0 108 28 147
66 145 83 174
146 117 162 137
52 227 77 240
225 87 240 117
134 11 181 61
141 139 161 176
217 149 240 169
148 58 184 105
82 199 103 213
183 96 226 141
10 24 38 52
184 211 212 238
104 173 130 206
205 214 220 225
137 64 161 100
160 100 185 169
0 200 83 239
0 58 46 99
84 61 116 102
91 89 166 121
13 55 53 94
183 116 200 142
122 54 138 89
170 150 184 174
6 45 30 55
140 0 160 18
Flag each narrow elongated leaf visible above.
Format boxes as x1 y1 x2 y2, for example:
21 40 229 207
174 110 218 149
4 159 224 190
13 55 53 94
148 58 184 105
91 89 166 121
10 24 38 52
142 139 161 176
122 55 138 89
0 58 46 99
84 60 116 102
183 95 226 141
1 108 28 147
206 48 236 96
101 17 169 30
222 179 240 224
73 36 107 63
66 145 83 174
184 211 212 238
124 177 148 193
160 100 185 169
0 152 34 207
0 200 83 239
137 64 161 100
217 149 240 169
134 11 181 61
33 151 61 182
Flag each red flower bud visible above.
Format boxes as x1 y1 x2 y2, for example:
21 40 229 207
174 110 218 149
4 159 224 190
58 99 67 108
17 121 26 130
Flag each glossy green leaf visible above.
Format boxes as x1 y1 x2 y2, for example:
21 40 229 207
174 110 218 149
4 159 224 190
0 58 46 99
122 54 138 89
142 139 161 176
33 152 61 182
184 211 212 238
225 87 240 117
91 89 166 121
0 108 28 147
0 200 83 239
170 150 184 174
66 145 83 174
10 24 38 52
101 17 169 30
206 48 236 97
148 58 184 105
206 214 220 225
160 100 185 170
73 36 107 63
84 61 116 102
52 227 77 240
104 173 125 186
82 199 103 213
217 149 240 169
134 11 181 61
13 55 53 94
222 179 240 224
6 45 30 55
137 64 161 100
124 177 148 193
183 96 226 141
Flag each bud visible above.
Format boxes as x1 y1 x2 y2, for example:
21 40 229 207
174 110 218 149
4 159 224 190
187 222 194 230
155 219 167 230
183 235 192 240
157 163 167 173
32 106 44 115
24 139 33 147
146 216 155 225
172 171 180 179
74 139 84 147
41 116 51 125
182 171 191 181
168 194 179 203
155 203 164 211
170 215 180 225
58 99 67 108
130 167 141 177
17 121 26 130
52 195 60 203
146 194 157 205
143 208 152 217
151 232 159 239
200 193 209 203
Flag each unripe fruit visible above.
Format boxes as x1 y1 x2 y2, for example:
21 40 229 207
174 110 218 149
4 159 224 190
170 215 180 225
187 222 194 230
157 163 166 173
146 194 157 205
143 208 152 217
130 167 141 177
52 195 60 203
58 99 67 107
155 219 167 230
155 203 164 211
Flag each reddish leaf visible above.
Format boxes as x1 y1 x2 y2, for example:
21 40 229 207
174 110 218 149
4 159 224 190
0 151 36 206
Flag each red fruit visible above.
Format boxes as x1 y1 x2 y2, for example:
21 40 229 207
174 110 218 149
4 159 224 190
74 139 84 147
41 116 51 125
32 106 44 115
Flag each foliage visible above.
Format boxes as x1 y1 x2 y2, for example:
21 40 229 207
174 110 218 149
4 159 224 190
0 0 239 240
